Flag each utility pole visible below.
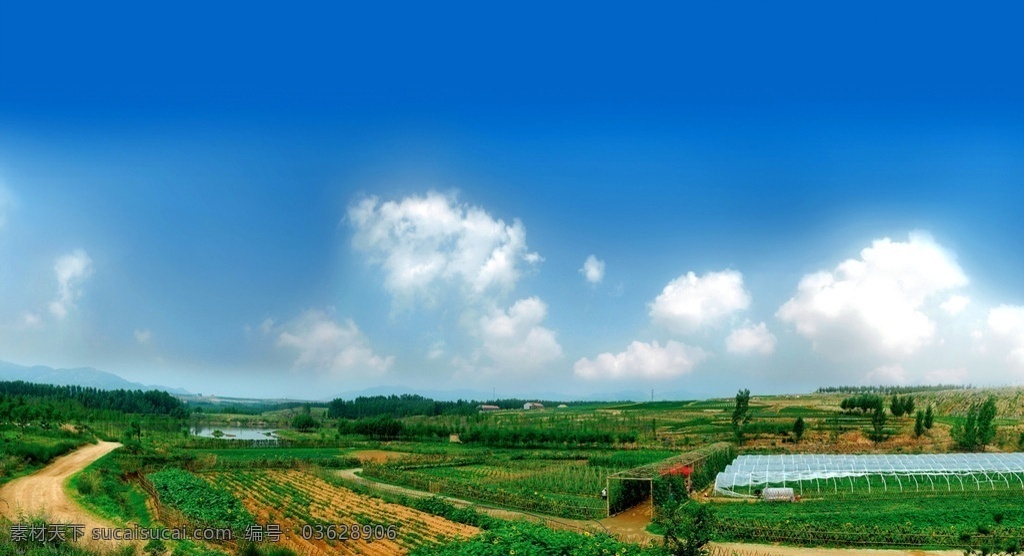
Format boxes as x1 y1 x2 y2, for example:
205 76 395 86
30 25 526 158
651 389 654 403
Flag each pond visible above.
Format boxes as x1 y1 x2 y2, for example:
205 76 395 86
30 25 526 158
190 427 278 441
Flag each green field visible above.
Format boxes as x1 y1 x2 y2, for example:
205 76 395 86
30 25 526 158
362 448 677 519
7 381 1024 555
713 491 1024 550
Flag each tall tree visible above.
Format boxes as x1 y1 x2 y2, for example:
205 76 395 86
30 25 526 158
914 410 925 438
976 396 998 448
731 389 751 443
662 502 716 556
924 405 934 429
793 417 805 444
869 406 887 443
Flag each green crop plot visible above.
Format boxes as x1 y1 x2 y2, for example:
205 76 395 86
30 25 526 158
713 491 1024 549
148 468 255 530
361 449 676 520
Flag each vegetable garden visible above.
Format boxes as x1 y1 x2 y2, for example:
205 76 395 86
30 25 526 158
361 449 677 520
208 469 478 555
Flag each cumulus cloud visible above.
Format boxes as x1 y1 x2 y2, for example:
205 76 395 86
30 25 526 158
726 322 777 355
777 232 967 358
134 329 152 345
277 310 394 375
987 305 1024 369
580 255 605 284
348 191 540 304
650 270 750 333
940 295 970 316
574 340 708 380
48 249 93 320
478 297 562 371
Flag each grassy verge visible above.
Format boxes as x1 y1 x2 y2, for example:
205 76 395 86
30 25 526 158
0 426 95 487
67 451 153 527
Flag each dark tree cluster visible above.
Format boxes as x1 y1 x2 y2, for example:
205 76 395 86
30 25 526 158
0 381 187 423
951 396 998 451
889 395 915 417
839 394 884 413
327 394 583 419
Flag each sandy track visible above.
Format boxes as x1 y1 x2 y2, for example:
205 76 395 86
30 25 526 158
0 441 123 545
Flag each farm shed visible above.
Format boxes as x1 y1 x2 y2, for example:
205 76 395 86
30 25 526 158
714 453 1024 498
606 442 734 516
523 402 544 410
477 404 500 412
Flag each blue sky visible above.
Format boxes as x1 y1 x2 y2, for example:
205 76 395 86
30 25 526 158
1 3 1022 399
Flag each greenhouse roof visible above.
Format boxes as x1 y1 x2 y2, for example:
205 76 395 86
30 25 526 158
714 453 1024 497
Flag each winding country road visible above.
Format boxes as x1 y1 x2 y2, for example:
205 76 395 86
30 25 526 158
0 441 123 546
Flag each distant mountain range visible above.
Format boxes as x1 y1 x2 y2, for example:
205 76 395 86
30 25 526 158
0 360 191 395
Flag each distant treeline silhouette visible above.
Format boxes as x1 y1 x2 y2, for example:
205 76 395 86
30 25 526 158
0 380 187 421
816 384 972 395
327 394 581 419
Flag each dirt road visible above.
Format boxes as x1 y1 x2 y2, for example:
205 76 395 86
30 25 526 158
0 441 123 545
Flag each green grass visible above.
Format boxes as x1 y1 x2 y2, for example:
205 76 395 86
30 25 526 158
67 451 153 527
712 491 1024 548
0 427 94 487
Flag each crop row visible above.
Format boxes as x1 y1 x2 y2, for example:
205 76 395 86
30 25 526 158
712 490 1024 549
362 464 606 520
147 468 254 530
715 520 1024 549
209 469 478 554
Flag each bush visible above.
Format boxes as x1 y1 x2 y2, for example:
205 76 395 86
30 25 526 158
76 471 99 496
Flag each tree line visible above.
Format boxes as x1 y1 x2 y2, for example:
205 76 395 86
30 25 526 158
818 384 971 394
0 380 187 423
327 394 582 419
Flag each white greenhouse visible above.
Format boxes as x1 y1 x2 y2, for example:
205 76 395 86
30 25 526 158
714 453 1024 498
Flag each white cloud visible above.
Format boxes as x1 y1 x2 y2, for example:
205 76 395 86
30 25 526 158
777 232 967 358
580 255 605 284
349 191 540 304
277 310 394 375
259 317 275 335
924 367 969 384
48 249 93 320
987 305 1024 369
726 322 777 355
650 270 750 333
427 340 446 360
940 295 970 316
574 340 708 380
864 364 910 385
134 329 153 345
478 297 562 372
21 312 42 328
